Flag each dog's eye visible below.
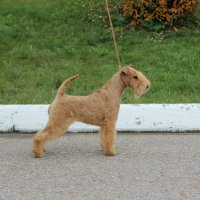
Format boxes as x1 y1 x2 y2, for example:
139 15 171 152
133 76 138 79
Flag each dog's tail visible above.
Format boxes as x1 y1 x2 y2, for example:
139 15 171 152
57 74 79 96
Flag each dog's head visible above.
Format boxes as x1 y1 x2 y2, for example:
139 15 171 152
120 65 150 98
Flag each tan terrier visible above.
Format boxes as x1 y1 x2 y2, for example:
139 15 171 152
32 65 150 157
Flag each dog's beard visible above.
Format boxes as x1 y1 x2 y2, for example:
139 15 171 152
134 93 141 100
134 86 148 100
134 89 142 100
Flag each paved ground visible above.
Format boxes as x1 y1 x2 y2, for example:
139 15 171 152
0 133 200 200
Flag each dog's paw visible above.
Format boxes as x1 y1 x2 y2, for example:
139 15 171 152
106 150 116 156
32 149 44 158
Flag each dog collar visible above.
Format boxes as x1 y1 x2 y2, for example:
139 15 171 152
120 77 127 88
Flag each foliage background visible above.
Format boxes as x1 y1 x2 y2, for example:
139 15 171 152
120 0 199 30
0 0 200 104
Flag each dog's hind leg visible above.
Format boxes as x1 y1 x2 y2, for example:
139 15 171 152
32 119 72 158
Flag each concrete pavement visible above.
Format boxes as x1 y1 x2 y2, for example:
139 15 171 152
0 133 200 200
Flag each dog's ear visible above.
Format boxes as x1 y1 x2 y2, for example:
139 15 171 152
121 67 130 76
129 64 134 68
126 64 135 70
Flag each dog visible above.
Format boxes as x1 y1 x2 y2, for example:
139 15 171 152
32 65 150 157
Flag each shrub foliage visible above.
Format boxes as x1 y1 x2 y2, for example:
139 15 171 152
120 0 199 28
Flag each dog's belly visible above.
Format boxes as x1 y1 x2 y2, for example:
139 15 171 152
78 117 105 126
72 107 106 126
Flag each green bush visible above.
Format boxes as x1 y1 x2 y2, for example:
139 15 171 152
120 0 199 30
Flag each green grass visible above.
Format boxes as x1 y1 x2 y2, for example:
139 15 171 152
0 0 200 104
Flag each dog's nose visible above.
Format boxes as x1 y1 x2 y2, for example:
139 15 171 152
146 85 149 89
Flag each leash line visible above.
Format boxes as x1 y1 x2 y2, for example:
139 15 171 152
105 0 121 69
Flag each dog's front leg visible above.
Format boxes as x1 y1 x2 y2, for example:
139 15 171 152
100 123 116 156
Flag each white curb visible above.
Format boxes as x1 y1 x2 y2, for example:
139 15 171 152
0 104 200 133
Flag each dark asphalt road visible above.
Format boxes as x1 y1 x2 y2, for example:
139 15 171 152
0 133 200 200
